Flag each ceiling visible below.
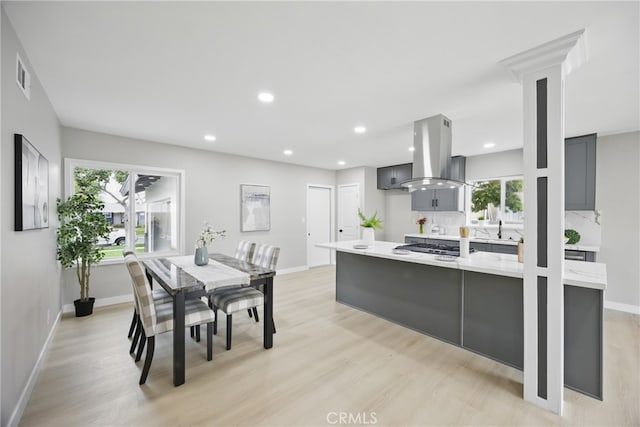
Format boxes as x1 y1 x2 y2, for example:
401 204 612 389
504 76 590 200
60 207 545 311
4 1 639 170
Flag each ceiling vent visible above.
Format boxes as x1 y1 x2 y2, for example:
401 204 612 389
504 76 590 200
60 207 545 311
16 53 31 100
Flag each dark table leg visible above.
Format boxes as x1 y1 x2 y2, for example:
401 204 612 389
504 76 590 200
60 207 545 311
263 277 273 349
173 290 186 386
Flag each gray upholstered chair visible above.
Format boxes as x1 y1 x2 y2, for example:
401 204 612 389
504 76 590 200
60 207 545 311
124 254 216 384
209 244 280 349
235 240 256 263
211 286 265 350
123 250 172 351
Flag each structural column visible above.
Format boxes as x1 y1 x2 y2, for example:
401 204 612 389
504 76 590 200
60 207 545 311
501 30 586 414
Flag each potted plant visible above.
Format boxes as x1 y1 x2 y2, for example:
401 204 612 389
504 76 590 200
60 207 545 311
357 209 383 244
57 192 111 317
417 217 427 234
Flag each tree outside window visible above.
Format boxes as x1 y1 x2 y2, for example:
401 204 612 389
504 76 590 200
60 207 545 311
470 177 524 223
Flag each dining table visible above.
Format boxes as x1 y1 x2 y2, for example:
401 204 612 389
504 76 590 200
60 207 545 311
142 253 276 386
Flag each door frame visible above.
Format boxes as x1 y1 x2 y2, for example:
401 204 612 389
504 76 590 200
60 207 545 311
306 184 335 266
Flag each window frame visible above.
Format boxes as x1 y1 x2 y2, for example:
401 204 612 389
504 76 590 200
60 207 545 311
466 174 524 225
64 158 186 264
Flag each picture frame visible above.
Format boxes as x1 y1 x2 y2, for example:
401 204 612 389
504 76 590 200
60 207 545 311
15 134 49 231
240 184 270 232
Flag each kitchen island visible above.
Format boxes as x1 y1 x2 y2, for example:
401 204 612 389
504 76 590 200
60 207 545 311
317 240 607 400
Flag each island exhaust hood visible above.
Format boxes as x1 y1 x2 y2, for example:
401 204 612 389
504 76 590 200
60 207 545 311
400 114 466 191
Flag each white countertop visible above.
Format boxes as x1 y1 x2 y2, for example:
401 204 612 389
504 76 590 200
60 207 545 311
318 240 606 291
404 233 600 253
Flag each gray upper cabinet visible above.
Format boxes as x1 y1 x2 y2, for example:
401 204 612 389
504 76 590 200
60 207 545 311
377 163 412 189
565 134 596 210
410 156 465 211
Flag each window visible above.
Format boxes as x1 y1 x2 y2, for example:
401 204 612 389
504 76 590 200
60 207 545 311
65 159 184 261
468 176 524 224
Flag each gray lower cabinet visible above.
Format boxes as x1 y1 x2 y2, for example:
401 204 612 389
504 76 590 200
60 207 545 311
335 251 603 399
565 134 596 210
470 241 491 252
492 243 518 255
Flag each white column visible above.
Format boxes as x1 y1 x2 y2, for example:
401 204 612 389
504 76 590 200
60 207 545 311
501 29 587 414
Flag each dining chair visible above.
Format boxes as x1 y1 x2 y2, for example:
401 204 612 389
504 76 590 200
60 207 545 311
211 286 265 350
123 250 172 349
249 244 280 332
124 254 216 385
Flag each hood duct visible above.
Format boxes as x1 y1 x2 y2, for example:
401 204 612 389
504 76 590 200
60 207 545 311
401 114 466 191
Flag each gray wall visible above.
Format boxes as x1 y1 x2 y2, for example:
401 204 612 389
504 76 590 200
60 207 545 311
1 8 62 426
60 127 336 305
595 131 640 309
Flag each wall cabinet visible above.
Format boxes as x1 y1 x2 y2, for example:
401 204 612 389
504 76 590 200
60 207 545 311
410 156 466 212
565 134 596 210
376 163 412 190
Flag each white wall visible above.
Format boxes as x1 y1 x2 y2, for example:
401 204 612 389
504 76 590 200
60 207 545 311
595 131 640 311
60 127 336 305
465 148 523 180
1 8 62 426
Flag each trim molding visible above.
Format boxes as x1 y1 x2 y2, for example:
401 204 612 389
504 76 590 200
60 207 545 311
604 300 640 315
62 294 133 314
7 310 62 427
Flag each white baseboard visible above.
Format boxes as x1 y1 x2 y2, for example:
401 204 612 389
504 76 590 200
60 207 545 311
62 294 133 314
277 265 309 275
604 300 640 315
7 310 62 427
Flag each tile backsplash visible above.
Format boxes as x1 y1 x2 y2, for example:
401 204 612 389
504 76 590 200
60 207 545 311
414 210 601 247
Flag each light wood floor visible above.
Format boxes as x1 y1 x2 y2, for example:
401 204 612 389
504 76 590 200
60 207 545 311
20 266 639 426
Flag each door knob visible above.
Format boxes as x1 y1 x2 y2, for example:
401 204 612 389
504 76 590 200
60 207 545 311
339 229 343 232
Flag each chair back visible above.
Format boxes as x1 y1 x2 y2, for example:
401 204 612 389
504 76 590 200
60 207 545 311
252 244 280 271
124 254 157 337
234 240 256 262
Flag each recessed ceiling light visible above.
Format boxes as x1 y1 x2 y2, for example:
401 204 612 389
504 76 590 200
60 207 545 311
409 146 415 152
204 134 216 142
258 92 274 103
283 149 293 156
337 160 346 166
354 126 367 134
483 142 495 149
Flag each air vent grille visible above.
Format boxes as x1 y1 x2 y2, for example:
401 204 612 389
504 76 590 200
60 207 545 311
16 54 31 100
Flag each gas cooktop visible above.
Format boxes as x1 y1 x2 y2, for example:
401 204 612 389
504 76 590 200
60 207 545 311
394 243 475 257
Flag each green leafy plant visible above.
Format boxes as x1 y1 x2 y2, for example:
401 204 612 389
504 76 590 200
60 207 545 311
57 192 111 301
564 229 581 245
357 209 383 230
519 237 524 244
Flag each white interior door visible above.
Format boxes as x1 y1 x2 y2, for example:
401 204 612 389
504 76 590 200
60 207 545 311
338 183 360 241
307 186 332 267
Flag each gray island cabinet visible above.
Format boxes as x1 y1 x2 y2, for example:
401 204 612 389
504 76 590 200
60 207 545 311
318 241 607 400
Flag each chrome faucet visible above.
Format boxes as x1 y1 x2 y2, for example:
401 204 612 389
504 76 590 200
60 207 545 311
498 220 502 239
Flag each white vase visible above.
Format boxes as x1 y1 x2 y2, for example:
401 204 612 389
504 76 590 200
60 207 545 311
361 227 375 244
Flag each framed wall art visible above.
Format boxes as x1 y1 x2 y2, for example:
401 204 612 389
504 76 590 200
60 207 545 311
241 184 270 232
15 134 49 231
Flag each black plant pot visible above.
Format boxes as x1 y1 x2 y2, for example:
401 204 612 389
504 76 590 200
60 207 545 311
74 297 96 317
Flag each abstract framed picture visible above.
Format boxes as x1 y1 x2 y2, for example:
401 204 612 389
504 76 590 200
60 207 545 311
15 134 49 231
241 184 270 232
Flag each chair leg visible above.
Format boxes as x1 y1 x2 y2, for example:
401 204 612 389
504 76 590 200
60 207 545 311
252 307 259 322
135 330 146 362
128 311 137 338
139 336 155 385
207 322 213 361
213 306 218 335
226 314 232 351
196 325 201 342
130 319 142 354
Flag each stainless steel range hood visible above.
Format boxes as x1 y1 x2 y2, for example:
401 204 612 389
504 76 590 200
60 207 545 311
400 114 466 191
